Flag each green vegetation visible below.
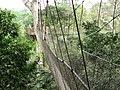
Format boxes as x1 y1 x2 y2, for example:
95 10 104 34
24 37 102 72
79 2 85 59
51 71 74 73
82 21 120 89
0 0 120 89
0 9 34 90
0 9 57 90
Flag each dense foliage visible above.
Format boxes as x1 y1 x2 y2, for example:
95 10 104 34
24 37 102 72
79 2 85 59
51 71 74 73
81 20 120 90
82 20 120 64
0 9 35 90
26 67 58 90
0 9 57 90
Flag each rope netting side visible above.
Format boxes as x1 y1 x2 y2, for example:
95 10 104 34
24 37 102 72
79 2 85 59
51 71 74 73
37 0 120 90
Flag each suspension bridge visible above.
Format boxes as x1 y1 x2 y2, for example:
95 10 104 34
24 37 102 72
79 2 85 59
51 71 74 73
23 0 120 90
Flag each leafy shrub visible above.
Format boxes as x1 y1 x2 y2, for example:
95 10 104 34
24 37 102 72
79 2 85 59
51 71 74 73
0 9 35 90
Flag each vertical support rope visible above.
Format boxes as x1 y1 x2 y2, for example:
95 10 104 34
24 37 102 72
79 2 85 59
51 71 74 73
71 0 90 90
67 15 71 38
48 5 74 90
113 0 117 35
48 23 57 55
42 0 47 40
46 1 69 90
39 0 44 32
38 0 41 30
46 0 57 55
48 5 64 61
54 0 79 89
98 0 102 26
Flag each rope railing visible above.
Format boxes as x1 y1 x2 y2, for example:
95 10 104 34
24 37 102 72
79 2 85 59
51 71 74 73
50 47 89 89
83 50 120 67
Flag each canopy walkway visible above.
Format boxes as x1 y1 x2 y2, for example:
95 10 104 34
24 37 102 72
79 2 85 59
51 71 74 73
24 0 120 90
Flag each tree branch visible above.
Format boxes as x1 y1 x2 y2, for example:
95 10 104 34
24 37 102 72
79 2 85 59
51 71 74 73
22 0 32 11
